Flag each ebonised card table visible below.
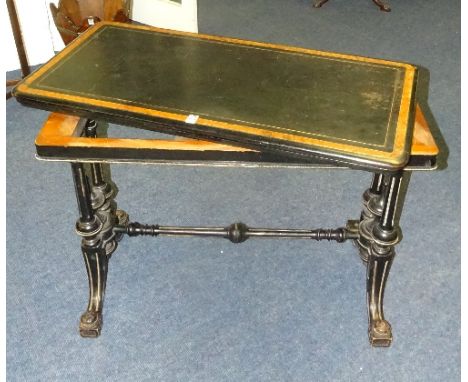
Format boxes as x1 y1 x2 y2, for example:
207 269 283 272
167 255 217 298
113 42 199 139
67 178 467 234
13 22 439 347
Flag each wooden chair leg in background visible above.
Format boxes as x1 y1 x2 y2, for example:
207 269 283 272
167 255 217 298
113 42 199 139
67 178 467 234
6 0 30 100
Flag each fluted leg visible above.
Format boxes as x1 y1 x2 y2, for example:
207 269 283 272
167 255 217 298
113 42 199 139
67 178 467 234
79 245 108 337
367 243 394 346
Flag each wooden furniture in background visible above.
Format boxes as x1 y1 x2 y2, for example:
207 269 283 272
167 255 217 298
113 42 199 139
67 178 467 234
6 0 31 100
50 0 132 44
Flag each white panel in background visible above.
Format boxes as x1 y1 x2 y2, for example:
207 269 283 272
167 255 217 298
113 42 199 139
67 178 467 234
132 0 198 33
3 2 20 71
46 0 66 53
4 0 56 71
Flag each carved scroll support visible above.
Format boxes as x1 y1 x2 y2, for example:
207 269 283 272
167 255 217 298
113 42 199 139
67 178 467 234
71 120 128 337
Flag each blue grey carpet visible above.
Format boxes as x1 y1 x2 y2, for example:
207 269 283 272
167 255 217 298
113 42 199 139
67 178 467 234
6 0 460 380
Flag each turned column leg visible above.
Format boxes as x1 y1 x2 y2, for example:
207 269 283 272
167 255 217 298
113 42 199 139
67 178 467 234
86 121 115 246
356 173 386 263
361 173 385 221
366 171 404 347
84 120 129 246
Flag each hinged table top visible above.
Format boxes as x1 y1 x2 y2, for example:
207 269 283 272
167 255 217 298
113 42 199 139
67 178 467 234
14 21 418 171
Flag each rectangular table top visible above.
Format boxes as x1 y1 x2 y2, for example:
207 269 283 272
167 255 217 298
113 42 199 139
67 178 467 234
14 21 418 171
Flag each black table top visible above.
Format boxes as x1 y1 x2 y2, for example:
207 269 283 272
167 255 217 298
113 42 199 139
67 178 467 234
14 22 418 171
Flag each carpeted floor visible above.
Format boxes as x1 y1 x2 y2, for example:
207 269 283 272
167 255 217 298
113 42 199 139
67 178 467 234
6 0 460 380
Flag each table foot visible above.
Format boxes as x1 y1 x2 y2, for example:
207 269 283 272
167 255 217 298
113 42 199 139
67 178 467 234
79 311 103 338
369 319 392 347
